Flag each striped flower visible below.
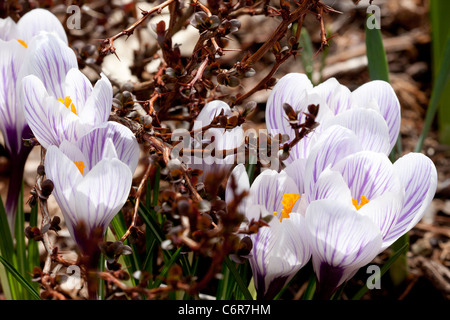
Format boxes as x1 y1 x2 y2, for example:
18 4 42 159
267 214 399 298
0 9 68 229
295 125 437 298
226 164 310 300
22 32 112 149
44 122 139 244
266 73 400 163
186 100 244 181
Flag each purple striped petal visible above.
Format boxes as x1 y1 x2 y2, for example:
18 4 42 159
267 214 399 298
79 73 112 127
314 77 352 115
332 151 402 202
45 96 87 145
22 75 58 148
350 80 401 151
22 32 77 98
76 121 140 173
323 108 391 155
44 145 83 237
0 39 27 153
309 168 352 204
383 153 437 249
265 73 313 136
304 125 362 202
358 191 404 246
305 199 382 293
63 68 93 113
16 8 68 44
74 157 132 235
283 158 306 195
249 205 310 299
250 169 300 218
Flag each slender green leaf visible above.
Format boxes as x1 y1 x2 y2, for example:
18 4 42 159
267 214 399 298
430 1 450 144
352 242 409 300
151 246 183 289
0 256 40 300
27 204 40 293
15 186 27 299
415 35 450 152
301 273 316 300
224 257 253 300
299 28 314 82
365 16 389 82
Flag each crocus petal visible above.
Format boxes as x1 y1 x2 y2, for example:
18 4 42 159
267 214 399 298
17 8 68 44
79 73 113 127
225 164 251 216
249 169 300 217
265 73 313 136
314 77 352 115
63 68 94 112
0 39 27 153
309 168 353 204
0 17 19 40
350 80 401 150
304 125 362 201
322 108 391 155
74 158 132 235
332 151 402 201
76 121 140 173
249 205 310 299
358 191 404 245
45 145 83 236
22 75 58 148
193 100 232 128
22 32 77 98
45 96 87 145
383 153 438 249
283 158 306 195
305 199 382 296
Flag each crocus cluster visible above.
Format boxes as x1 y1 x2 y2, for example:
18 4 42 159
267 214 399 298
226 73 437 299
0 9 139 245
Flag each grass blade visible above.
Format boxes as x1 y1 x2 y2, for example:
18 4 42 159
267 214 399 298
0 255 40 300
415 35 450 152
224 257 253 300
351 242 409 300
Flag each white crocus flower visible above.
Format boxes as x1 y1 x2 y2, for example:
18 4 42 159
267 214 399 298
22 34 112 149
44 122 139 244
265 73 400 163
291 125 437 298
0 9 70 229
225 164 310 300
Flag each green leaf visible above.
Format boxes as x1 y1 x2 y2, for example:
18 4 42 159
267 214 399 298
351 242 409 300
224 257 253 300
301 273 316 300
415 34 450 151
151 246 183 289
365 15 389 82
0 255 41 300
15 185 27 299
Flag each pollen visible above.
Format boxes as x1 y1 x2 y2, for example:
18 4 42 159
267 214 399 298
273 193 301 222
17 39 27 48
352 195 369 211
74 161 85 175
58 96 77 115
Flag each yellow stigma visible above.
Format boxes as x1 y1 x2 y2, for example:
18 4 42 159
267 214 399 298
74 161 85 175
352 195 369 210
58 96 77 115
17 39 27 48
273 193 301 222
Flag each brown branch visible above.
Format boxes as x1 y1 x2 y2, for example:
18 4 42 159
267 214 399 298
100 0 176 56
120 163 154 242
